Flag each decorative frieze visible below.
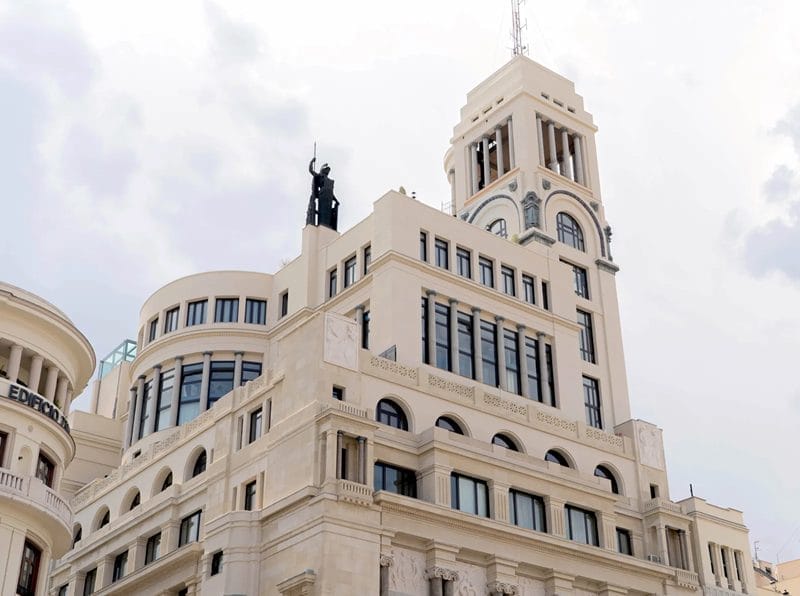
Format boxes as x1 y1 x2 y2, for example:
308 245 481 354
583 426 624 450
488 581 519 595
536 410 577 433
425 566 459 582
482 393 528 418
366 355 419 383
428 374 474 401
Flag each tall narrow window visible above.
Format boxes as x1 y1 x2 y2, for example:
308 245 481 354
556 212 585 251
617 528 633 555
522 275 535 304
164 307 179 334
565 505 598 546
501 265 516 296
584 376 602 429
545 344 555 404
186 300 207 326
112 550 128 582
434 303 451 371
524 337 542 402
361 309 370 350
155 369 174 432
211 551 223 576
249 408 262 443
148 318 159 342
509 489 546 532
479 257 494 288
344 256 357 288
244 299 267 324
363 245 371 274
177 363 203 424
435 238 449 269
82 568 97 596
421 297 429 364
0 431 7 467
16 540 41 596
480 320 498 387
374 462 417 497
450 473 489 517
572 264 589 299
577 310 596 363
328 268 337 298
241 361 262 386
457 312 474 379
208 361 235 407
280 291 289 318
215 298 239 323
542 281 550 311
35 452 54 487
243 481 257 511
145 533 161 565
139 380 153 439
179 511 202 546
419 231 428 261
503 329 520 395
456 247 471 279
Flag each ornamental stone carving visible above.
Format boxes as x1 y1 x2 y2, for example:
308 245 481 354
637 424 665 470
536 410 577 433
483 393 528 418
488 581 520 595
429 374 474 400
584 426 624 450
324 312 358 371
368 356 418 382
426 567 459 582
379 554 394 568
389 548 426 594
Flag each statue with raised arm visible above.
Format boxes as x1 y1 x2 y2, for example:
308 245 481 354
307 157 340 231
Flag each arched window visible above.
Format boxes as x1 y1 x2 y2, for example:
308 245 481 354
129 491 141 511
544 449 570 467
556 212 585 251
492 433 519 451
97 508 110 530
376 399 408 431
487 219 508 239
191 451 207 478
161 471 173 492
72 525 82 548
435 416 464 435
594 465 620 495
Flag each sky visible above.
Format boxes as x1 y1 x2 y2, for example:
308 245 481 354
1 0 799 564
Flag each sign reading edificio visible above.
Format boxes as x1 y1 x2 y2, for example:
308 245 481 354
2 382 70 433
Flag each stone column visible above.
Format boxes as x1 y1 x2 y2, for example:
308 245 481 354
710 543 722 586
55 375 69 409
561 128 572 180
495 316 506 390
28 355 43 394
199 351 212 412
234 352 243 387
536 333 551 406
546 121 558 171
98 554 114 588
336 431 344 480
536 115 545 166
324 429 338 483
44 365 59 401
147 364 161 435
470 143 479 195
724 547 736 589
681 530 695 572
357 436 367 484
125 388 137 449
482 136 491 187
425 290 437 366
448 299 459 375
490 481 510 523
6 344 23 383
495 125 505 178
573 134 584 185
546 497 565 537
656 524 669 564
507 118 515 168
472 307 483 383
516 325 529 399
735 551 747 593
600 512 616 551
379 555 394 596
163 520 180 552
64 389 74 415
130 536 147 571
132 376 145 442
169 356 183 427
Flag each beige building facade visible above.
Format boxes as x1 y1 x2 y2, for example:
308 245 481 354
1 55 756 596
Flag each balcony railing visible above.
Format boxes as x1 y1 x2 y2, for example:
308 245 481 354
643 497 684 515
0 468 72 529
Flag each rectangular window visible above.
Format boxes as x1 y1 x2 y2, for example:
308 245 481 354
577 310 596 363
177 363 203 425
434 302 451 371
328 268 338 299
480 320 498 387
208 361 235 407
211 551 223 576
16 540 41 596
0 431 7 468
155 369 174 432
215 298 239 323
421 297 429 364
419 231 428 261
721 544 730 579
186 299 207 326
112 550 128 582
583 376 602 429
332 386 344 401
163 307 179 334
280 291 289 318
542 281 550 311
249 408 262 443
617 528 633 556
148 318 158 342
524 337 542 402
501 265 516 296
450 473 489 517
503 329 521 395
344 256 357 288
509 489 546 532
35 452 54 487
545 344 555 405
565 505 599 546
361 309 370 350
243 481 257 511
82 568 97 596
457 312 474 380
145 532 161 565
374 462 417 498
179 511 202 546
363 245 371 275
479 257 494 288
572 264 589 299
241 361 262 386
58 585 68 596
456 247 471 279
435 238 449 269
522 275 535 304
138 380 153 439
244 299 267 325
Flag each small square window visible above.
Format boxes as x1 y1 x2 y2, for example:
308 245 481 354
332 386 344 401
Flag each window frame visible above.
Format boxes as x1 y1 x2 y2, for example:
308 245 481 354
363 244 371 275
478 256 494 288
419 231 428 261
435 416 463 434
564 505 599 546
480 320 498 387
583 376 602 429
145 532 161 565
279 291 289 318
244 298 267 325
456 247 471 279
374 461 417 498
214 298 239 323
376 399 408 431
434 238 449 270
522 274 535 305
577 309 596 363
148 318 159 342
509 488 546 532
248 408 263 444
328 268 338 298
556 212 586 251
243 480 257 511
163 307 179 334
16 539 41 596
177 362 203 425
501 265 516 296
112 550 128 583
617 528 633 556
434 302 451 372
456 311 474 380
154 369 174 432
211 551 223 576
208 360 235 407
82 567 97 596
178 510 202 547
186 299 207 327
35 451 55 488
344 255 357 288
450 473 489 517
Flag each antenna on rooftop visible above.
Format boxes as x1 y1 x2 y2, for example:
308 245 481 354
510 0 529 57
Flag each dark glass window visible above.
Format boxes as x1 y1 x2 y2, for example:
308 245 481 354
361 309 370 350
211 551 223 576
376 399 408 431
82 568 96 596
148 318 158 342
145 533 161 565
209 360 235 407
545 450 570 467
249 409 262 443
99 509 110 528
435 238 449 269
332 386 344 401
112 550 128 583
179 511 202 546
421 297 429 364
572 264 589 299
501 265 515 296
556 212 585 251
577 310 596 363
565 505 598 546
419 231 428 261
139 380 153 439
492 433 518 451
479 257 494 288
480 320 498 387
456 312 474 380
450 473 489 517
186 300 207 326
594 465 618 494
524 337 542 403
129 491 140 510
509 489 546 531
344 256 357 287
192 451 207 478
241 361 262 385
584 377 602 429
617 528 633 555
244 299 267 324
708 544 716 575
280 292 289 317
524 200 539 229
161 472 173 492
488 218 507 238
374 462 417 497
215 298 239 323
363 245 371 275
72 526 82 548
164 307 179 334
522 275 535 304
503 329 520 395
16 540 41 596
434 303 451 371
456 247 471 278
0 431 6 467
244 481 257 511
545 344 555 403
35 452 54 487
58 585 68 596
541 281 550 310
177 363 203 424
435 416 463 434
155 369 174 432
328 269 337 298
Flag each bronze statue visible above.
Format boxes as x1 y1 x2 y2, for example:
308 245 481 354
307 157 340 231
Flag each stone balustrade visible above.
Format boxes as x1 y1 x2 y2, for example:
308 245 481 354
0 468 72 529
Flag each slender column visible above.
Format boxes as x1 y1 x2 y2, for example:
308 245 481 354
448 299 459 375
379 556 393 596
425 290 437 366
573 134 585 185
546 497 566 536
64 389 74 415
578 136 588 184
536 115 545 166
561 128 572 179
547 121 558 171
324 429 337 482
537 332 551 406
656 524 669 564
495 316 506 391
472 307 483 383
125 388 137 449
44 365 59 401
6 344 23 383
710 543 722 586
28 355 43 394
495 125 505 177
147 364 161 435
482 136 491 187
233 352 243 387
430 577 443 596
724 547 736 589
199 351 212 412
132 376 145 442
443 579 455 596
55 376 68 409
681 530 695 572
169 356 183 427
357 436 367 484
336 431 344 480
507 117 515 168
470 143 479 195
517 325 529 399
355 305 365 350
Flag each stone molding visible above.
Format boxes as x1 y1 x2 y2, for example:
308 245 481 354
425 566 459 581
379 554 394 568
487 581 519 594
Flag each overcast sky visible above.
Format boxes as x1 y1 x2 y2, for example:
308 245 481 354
2 0 799 563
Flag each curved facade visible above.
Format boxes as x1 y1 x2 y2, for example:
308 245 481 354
0 283 94 596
